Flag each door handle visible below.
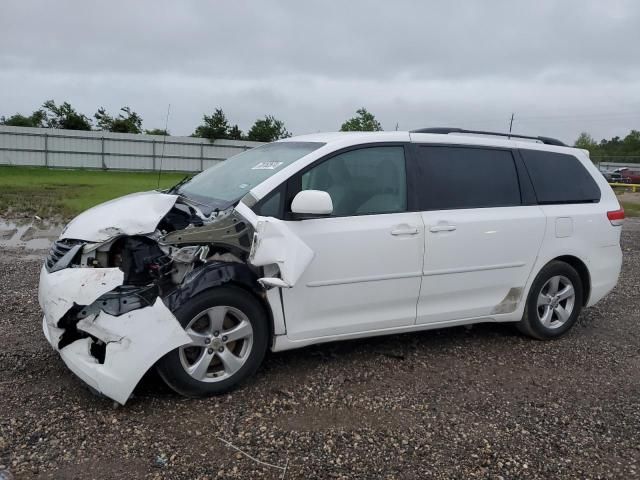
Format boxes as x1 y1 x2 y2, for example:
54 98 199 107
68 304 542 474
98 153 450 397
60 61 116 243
390 225 419 236
429 224 457 233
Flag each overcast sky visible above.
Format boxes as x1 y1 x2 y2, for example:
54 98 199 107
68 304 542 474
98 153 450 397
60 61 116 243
1 0 639 143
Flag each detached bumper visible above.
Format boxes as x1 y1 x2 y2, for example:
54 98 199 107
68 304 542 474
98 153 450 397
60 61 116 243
39 265 191 405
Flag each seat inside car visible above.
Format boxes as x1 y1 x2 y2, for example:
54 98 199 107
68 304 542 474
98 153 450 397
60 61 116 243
356 158 405 214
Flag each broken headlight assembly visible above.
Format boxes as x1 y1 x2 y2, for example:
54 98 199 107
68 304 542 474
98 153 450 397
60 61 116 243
45 239 85 272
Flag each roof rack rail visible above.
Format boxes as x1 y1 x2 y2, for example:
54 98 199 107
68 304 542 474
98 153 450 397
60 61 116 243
409 127 566 147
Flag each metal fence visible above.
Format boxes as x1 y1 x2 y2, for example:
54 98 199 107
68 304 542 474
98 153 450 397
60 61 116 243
0 125 263 172
593 158 640 172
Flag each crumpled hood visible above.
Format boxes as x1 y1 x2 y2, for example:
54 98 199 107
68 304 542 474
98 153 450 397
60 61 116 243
60 191 179 243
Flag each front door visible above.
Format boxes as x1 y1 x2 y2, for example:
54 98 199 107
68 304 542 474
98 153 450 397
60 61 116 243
280 145 425 341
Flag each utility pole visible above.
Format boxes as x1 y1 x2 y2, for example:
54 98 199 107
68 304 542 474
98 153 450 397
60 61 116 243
508 113 515 137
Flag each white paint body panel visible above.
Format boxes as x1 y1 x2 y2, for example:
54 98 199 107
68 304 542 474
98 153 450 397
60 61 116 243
61 191 178 242
418 206 546 324
280 212 424 340
253 133 621 352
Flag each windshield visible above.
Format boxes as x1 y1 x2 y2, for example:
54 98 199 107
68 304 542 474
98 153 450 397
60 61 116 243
175 141 325 209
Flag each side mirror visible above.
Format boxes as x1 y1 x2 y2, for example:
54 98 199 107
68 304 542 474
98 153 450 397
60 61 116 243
291 190 333 217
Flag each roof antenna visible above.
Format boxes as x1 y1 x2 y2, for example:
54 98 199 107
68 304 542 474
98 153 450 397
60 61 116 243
156 103 171 189
508 112 515 138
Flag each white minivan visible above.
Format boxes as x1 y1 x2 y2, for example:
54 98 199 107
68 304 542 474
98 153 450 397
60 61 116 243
39 128 624 404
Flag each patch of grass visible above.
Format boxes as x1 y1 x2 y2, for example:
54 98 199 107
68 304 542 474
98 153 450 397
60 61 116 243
0 166 186 220
620 201 640 217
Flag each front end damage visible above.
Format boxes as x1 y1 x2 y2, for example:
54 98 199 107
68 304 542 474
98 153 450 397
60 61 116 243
39 192 313 404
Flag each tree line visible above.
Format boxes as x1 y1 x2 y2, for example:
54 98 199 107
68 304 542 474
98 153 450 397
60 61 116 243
6 101 633 153
0 101 383 143
574 130 640 160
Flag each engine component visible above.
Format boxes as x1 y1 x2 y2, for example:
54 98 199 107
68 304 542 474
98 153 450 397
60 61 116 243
159 210 252 253
113 236 171 285
170 245 209 284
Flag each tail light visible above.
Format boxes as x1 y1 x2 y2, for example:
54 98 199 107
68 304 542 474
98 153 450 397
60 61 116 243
607 208 625 226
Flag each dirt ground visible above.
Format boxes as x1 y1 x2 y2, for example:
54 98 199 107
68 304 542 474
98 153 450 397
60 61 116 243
0 222 639 479
617 191 640 205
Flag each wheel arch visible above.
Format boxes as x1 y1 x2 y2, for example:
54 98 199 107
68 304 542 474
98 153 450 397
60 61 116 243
224 281 276 343
550 255 591 306
162 262 276 342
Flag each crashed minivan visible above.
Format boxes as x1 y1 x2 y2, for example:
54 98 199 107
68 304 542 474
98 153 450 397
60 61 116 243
39 128 623 404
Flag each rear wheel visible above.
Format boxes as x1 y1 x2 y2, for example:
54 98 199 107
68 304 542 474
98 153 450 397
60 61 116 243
517 261 583 340
156 287 268 397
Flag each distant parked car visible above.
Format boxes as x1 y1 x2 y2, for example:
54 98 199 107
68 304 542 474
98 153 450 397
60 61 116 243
621 168 640 184
603 167 628 183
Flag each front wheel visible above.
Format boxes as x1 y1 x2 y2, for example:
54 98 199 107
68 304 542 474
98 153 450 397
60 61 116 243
517 261 583 340
156 286 269 397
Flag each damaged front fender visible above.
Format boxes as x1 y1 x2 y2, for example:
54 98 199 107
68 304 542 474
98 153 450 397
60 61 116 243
235 202 314 288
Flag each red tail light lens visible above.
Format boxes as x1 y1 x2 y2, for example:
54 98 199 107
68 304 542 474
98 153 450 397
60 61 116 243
607 208 625 226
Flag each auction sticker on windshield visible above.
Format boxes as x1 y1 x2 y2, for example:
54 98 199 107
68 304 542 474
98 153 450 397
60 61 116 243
252 161 284 170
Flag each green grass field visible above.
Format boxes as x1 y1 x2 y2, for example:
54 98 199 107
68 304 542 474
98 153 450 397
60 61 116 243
0 166 186 219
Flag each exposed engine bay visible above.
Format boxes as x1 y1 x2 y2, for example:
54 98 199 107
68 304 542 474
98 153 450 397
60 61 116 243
77 204 252 287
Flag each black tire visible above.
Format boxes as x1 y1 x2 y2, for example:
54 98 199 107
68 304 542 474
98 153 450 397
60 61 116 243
517 260 584 340
156 286 269 397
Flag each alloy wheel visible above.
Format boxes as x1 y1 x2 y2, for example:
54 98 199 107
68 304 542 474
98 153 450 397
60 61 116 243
536 275 576 329
179 305 254 382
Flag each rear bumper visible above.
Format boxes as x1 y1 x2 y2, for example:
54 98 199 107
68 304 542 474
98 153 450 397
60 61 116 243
39 265 191 404
587 244 623 307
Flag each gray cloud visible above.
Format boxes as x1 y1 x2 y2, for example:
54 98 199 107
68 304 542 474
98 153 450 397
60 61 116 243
1 0 639 143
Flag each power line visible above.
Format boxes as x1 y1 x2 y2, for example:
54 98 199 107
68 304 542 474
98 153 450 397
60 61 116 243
427 110 640 127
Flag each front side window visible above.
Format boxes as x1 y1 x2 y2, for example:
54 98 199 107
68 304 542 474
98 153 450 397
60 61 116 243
415 146 521 210
176 141 324 210
300 146 407 216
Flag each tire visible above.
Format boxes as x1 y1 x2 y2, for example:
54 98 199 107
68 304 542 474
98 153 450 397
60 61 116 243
517 261 584 340
156 286 269 397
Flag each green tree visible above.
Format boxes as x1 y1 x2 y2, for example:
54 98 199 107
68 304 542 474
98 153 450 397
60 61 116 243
144 128 170 136
340 107 383 132
246 115 291 142
42 100 92 130
574 132 598 153
94 106 143 134
193 108 231 140
622 130 640 154
228 124 243 140
0 110 46 127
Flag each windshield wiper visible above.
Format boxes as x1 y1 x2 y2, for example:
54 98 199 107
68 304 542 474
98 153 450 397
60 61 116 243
167 175 193 194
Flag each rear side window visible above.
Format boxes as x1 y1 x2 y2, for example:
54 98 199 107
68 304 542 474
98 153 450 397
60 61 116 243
414 146 521 210
520 150 600 204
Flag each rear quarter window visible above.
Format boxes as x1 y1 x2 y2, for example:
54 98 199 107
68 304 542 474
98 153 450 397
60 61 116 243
520 150 601 204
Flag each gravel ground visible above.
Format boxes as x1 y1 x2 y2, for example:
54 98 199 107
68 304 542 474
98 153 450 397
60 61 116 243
0 221 639 479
